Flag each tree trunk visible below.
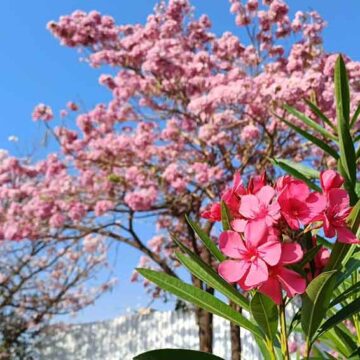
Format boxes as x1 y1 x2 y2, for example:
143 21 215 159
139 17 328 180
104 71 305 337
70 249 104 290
195 306 213 353
230 297 242 360
230 322 241 360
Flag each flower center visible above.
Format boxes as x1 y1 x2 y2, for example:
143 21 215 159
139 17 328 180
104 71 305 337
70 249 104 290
246 248 258 262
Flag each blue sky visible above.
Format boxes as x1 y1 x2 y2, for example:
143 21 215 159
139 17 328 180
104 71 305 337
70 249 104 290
1 0 360 323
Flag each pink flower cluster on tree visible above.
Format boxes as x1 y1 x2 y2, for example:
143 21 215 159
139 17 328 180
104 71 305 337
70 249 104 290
206 170 358 304
0 237 114 357
0 150 114 357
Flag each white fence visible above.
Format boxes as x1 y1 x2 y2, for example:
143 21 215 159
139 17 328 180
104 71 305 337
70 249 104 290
37 310 261 360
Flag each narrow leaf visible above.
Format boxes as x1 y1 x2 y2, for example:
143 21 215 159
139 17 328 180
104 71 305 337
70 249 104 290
301 270 338 343
185 215 225 262
298 245 322 268
335 55 357 187
349 347 360 358
320 325 357 358
316 235 334 249
318 297 360 337
284 104 338 141
250 293 278 342
330 281 360 307
272 158 321 192
175 250 249 310
134 349 225 360
220 201 231 231
137 268 262 338
304 98 336 130
276 115 339 159
335 252 360 286
350 103 360 128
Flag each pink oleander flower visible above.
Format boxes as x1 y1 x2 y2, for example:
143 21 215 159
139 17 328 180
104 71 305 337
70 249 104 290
218 230 281 289
221 172 246 214
318 188 358 244
259 242 306 304
201 173 245 221
238 185 281 239
247 173 267 195
278 179 325 230
304 236 330 280
32 103 54 121
201 203 221 222
320 170 344 192
313 170 358 244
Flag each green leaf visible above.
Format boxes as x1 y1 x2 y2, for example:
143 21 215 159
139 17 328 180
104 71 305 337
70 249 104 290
272 158 321 192
335 55 357 188
318 297 360 336
301 270 338 344
320 325 357 358
356 183 360 197
316 235 334 250
350 103 360 128
304 99 336 130
335 252 360 286
349 347 360 358
298 245 322 268
250 293 278 342
335 55 351 125
185 215 225 262
324 352 339 360
175 249 249 310
288 308 301 335
330 281 360 307
220 201 231 231
133 349 225 360
137 268 262 339
275 114 339 159
332 325 358 357
283 104 338 141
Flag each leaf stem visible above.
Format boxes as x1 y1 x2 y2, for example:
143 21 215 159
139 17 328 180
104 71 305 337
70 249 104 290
352 271 360 345
266 339 277 360
279 299 290 360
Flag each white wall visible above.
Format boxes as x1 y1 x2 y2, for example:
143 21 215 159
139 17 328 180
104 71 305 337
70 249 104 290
37 310 261 360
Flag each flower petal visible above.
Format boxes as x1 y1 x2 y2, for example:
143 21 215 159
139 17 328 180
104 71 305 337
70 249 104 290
320 170 344 192
256 185 275 205
305 192 326 221
323 214 336 238
219 230 245 258
244 219 267 247
258 241 282 266
287 182 310 201
231 218 246 232
277 267 306 298
218 260 249 283
239 194 259 219
328 188 350 210
280 243 303 265
244 258 268 288
336 227 359 244
259 277 282 305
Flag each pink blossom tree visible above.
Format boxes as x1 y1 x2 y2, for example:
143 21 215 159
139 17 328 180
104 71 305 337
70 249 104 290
0 236 113 359
0 151 114 359
2 0 360 357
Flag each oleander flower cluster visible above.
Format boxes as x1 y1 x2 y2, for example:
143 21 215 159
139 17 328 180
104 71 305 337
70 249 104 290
202 170 358 304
